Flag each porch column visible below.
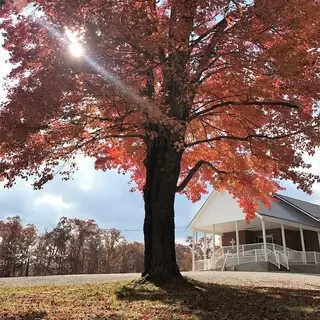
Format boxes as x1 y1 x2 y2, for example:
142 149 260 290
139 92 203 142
203 232 207 271
300 228 307 264
235 220 240 265
211 224 216 269
280 223 287 256
317 231 320 252
261 218 268 262
192 231 195 271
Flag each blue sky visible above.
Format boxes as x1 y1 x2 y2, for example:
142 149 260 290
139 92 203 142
0 154 319 244
0 156 204 243
0 34 319 244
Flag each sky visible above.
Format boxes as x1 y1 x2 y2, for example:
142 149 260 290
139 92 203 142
0 34 319 244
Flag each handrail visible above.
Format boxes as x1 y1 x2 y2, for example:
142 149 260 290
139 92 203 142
194 259 205 271
215 248 223 259
267 249 280 269
196 242 319 269
221 250 229 271
276 250 289 270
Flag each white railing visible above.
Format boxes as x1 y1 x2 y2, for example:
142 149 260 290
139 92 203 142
276 250 289 270
215 248 266 268
204 258 215 271
314 252 320 264
222 243 264 254
196 248 224 271
221 250 229 271
305 251 320 264
287 248 320 265
266 243 286 253
214 248 223 261
222 243 286 255
203 259 208 271
287 248 304 264
195 259 204 271
195 242 320 271
267 249 280 268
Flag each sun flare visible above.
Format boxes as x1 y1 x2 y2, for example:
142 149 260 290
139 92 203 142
65 29 84 57
69 42 84 57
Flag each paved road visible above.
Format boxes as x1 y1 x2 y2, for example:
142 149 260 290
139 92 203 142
0 271 319 290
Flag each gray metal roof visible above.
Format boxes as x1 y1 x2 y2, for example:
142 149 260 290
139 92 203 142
276 194 320 220
258 197 320 229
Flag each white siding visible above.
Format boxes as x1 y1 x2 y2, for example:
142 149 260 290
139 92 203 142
188 191 246 230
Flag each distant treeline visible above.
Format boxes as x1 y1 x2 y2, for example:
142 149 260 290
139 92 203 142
0 216 192 277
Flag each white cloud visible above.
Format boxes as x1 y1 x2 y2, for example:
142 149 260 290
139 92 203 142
75 157 95 191
301 147 320 204
304 147 320 172
175 237 188 245
33 193 72 210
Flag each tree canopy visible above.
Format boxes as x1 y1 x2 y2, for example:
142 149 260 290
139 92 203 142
0 0 319 279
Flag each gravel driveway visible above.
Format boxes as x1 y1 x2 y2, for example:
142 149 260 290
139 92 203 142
188 271 320 290
0 271 319 290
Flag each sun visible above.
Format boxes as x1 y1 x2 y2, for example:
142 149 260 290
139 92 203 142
65 29 84 57
69 42 84 57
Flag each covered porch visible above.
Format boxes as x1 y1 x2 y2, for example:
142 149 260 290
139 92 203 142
191 215 320 271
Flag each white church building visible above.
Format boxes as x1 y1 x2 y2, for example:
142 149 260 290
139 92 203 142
188 191 320 272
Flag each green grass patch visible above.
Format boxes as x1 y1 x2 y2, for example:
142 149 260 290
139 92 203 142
0 277 319 319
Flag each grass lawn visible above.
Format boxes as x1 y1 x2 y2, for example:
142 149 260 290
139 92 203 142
0 277 319 319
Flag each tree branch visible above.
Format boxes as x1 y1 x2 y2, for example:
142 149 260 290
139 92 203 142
186 128 308 148
189 100 300 121
190 17 227 48
176 160 228 192
191 18 228 83
104 133 144 139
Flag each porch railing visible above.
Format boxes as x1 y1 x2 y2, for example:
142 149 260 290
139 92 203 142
287 248 304 264
194 242 320 271
221 250 229 271
222 243 286 255
267 249 280 268
276 250 289 270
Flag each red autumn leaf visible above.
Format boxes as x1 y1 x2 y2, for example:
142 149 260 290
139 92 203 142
0 0 319 280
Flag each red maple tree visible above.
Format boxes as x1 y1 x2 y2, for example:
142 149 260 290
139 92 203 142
0 0 319 281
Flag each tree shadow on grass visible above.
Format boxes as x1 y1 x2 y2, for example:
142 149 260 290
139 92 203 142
116 277 320 319
0 311 47 320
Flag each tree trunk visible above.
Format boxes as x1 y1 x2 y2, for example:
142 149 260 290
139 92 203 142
25 258 30 277
12 260 16 277
142 124 183 282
